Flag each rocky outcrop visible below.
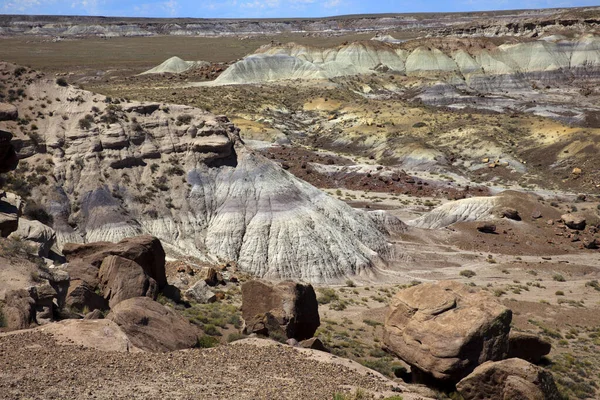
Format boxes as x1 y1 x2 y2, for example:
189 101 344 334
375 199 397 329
456 358 561 400
98 255 158 308
184 280 216 304
561 213 586 230
2 288 37 330
63 235 167 289
0 103 18 121
0 130 18 174
508 332 551 364
9 218 56 257
241 280 320 341
106 296 199 352
140 56 209 75
65 281 108 313
383 281 512 384
0 192 21 237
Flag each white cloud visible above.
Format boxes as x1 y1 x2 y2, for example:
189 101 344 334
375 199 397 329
2 0 44 13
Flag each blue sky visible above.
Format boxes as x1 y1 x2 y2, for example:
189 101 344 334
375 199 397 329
0 0 598 19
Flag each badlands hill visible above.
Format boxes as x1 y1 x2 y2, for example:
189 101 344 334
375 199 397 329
140 57 209 75
214 35 600 87
0 62 403 283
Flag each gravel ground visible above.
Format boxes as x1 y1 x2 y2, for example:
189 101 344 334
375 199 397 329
0 332 397 400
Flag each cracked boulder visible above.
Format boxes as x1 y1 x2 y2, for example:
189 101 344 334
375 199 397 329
383 280 512 384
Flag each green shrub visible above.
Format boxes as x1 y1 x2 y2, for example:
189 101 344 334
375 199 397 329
555 291 565 296
202 324 221 336
553 274 566 282
56 77 68 87
459 269 476 278
227 333 247 343
197 335 219 348
317 288 339 305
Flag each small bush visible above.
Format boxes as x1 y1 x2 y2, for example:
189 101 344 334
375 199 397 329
317 288 339 305
78 114 94 130
459 269 476 278
345 279 356 287
202 324 221 336
227 332 247 343
553 274 566 282
556 291 565 296
176 114 193 125
196 335 219 348
56 77 68 87
585 280 600 291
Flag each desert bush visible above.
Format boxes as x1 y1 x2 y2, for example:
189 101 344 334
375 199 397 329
553 274 566 282
317 288 338 305
556 291 565 296
176 114 193 125
23 201 53 225
78 114 94 130
459 269 476 278
227 332 247 343
345 279 356 287
196 335 219 348
56 77 68 87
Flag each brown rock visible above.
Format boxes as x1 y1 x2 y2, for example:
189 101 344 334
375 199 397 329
500 208 521 221
561 213 586 230
383 281 512 384
62 235 167 288
456 358 561 400
241 280 320 341
508 332 551 364
300 337 329 352
0 130 19 174
477 223 497 234
3 288 36 330
98 255 158 308
106 297 199 352
65 280 108 313
84 309 104 320
0 103 18 121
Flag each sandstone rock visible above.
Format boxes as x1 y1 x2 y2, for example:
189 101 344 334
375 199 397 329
84 309 104 320
9 219 56 257
106 297 199 352
508 332 551 364
531 210 542 219
561 213 586 230
184 280 216 304
3 288 36 330
38 319 138 352
500 207 521 221
241 280 320 341
0 130 18 174
477 223 497 234
62 235 167 288
383 281 512 383
98 255 158 308
0 103 18 121
65 280 108 313
198 266 221 286
300 337 329 352
456 358 561 400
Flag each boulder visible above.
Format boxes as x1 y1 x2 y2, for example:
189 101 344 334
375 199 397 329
0 130 18 173
9 218 56 257
198 266 222 286
241 280 320 341
185 280 216 304
383 281 512 384
499 208 521 221
508 332 551 364
456 358 561 400
2 288 37 330
65 280 108 313
0 103 18 121
477 223 497 234
62 235 167 288
106 297 199 352
0 192 22 238
300 337 329 352
38 319 138 352
84 309 104 320
98 255 158 308
561 213 586 230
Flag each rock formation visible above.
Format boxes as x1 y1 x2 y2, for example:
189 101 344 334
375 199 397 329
456 358 561 400
241 280 320 341
140 56 209 75
106 296 199 352
383 281 512 384
508 332 552 364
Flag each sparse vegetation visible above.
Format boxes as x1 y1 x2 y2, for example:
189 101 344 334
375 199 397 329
459 269 476 278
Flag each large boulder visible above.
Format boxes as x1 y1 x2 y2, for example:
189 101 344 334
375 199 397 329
456 358 561 400
62 235 167 288
185 280 216 304
561 213 586 230
383 281 512 384
0 192 22 238
508 332 552 364
0 103 18 121
65 280 108 313
2 288 37 330
0 130 18 174
241 280 320 341
106 297 199 352
9 218 56 257
98 255 158 308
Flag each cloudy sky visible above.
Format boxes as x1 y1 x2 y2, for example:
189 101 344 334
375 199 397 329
0 0 597 18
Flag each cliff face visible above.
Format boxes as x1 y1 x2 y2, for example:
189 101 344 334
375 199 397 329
0 63 396 283
214 35 600 88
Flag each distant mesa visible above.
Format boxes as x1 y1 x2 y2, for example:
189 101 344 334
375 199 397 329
140 56 209 75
